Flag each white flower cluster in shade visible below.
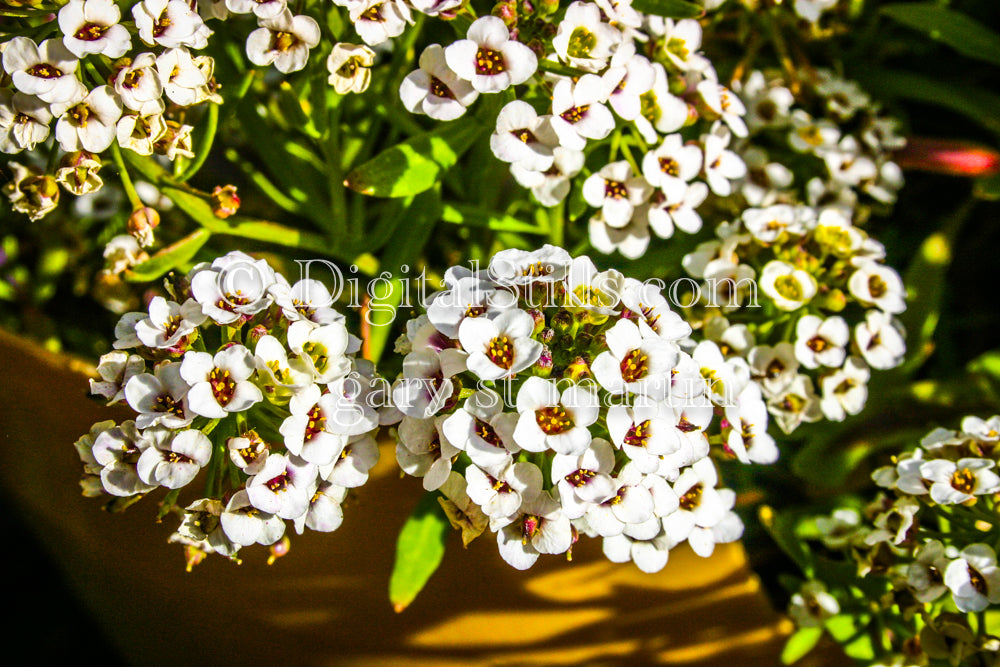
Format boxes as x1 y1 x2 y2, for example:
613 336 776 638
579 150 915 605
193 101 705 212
390 244 773 572
679 201 907 435
78 251 395 563
396 5 750 260
733 68 906 214
793 416 1000 632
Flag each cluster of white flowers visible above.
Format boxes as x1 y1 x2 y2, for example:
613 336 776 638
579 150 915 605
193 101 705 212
390 244 768 571
679 199 907 434
787 416 1000 665
77 250 393 565
734 68 905 214
393 4 748 259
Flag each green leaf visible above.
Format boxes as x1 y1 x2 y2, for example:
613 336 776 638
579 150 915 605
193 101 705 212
781 627 823 665
825 614 875 661
881 3 1000 68
630 0 703 18
389 491 450 612
855 69 1000 139
441 203 546 235
345 121 485 198
125 229 211 283
968 349 1000 381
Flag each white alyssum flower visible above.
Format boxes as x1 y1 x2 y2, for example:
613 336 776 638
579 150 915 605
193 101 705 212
513 377 599 455
180 346 263 419
725 383 778 464
759 260 818 311
549 74 615 151
294 479 348 534
789 581 840 627
3 37 80 104
136 426 213 489
395 415 460 491
496 490 572 569
602 44 654 122
607 399 682 473
698 80 748 138
550 438 616 519
286 320 354 383
228 430 269 475
819 356 870 421
646 181 708 239
221 489 286 546
91 421 157 496
466 457 541 522
641 133 702 197
794 0 838 23
253 334 312 400
945 544 1000 613
458 308 542 381
511 146 585 207
327 42 376 95
59 0 131 59
795 315 850 369
445 16 537 93
788 109 840 155
134 297 206 349
701 122 747 197
582 160 652 229
90 350 145 404
117 110 167 156
442 389 519 472
589 213 650 259
226 0 286 19
661 18 710 72
767 374 823 434
592 318 679 399
618 278 692 341
848 260 906 314
748 342 798 397
156 48 209 107
551 1 622 72
246 453 316 520
124 361 195 429
269 279 343 326
921 458 1000 505
0 90 52 154
51 85 122 153
190 251 277 324
246 11 320 74
114 53 165 114
908 539 950 603
400 44 479 121
133 0 211 50
632 63 688 143
490 100 558 171
349 0 412 47
855 310 906 370
425 276 516 339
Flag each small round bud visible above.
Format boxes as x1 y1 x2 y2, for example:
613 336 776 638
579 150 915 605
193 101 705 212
211 185 241 219
128 207 160 247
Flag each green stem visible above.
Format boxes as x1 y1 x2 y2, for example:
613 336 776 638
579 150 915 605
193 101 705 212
110 143 143 210
177 102 219 183
549 199 565 248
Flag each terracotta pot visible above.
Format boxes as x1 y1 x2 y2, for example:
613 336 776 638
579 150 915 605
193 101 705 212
0 327 849 666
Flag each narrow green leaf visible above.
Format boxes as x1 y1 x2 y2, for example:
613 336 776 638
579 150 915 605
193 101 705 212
630 0 703 19
855 69 1000 139
365 276 405 364
389 491 450 612
380 189 442 271
881 3 1000 68
968 349 1000 381
781 627 823 665
125 229 211 282
345 121 485 198
441 203 546 234
825 614 875 661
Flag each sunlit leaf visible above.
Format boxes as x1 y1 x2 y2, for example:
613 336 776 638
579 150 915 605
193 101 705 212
125 229 211 283
345 121 485 198
630 0 703 19
441 203 546 234
389 491 450 612
781 626 823 665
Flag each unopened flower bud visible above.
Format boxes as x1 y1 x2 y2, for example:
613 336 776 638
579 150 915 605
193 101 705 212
526 308 545 335
267 536 291 565
816 288 847 312
565 356 591 381
211 185 241 219
551 308 574 334
535 345 553 376
128 207 160 248
493 0 517 27
539 327 554 344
